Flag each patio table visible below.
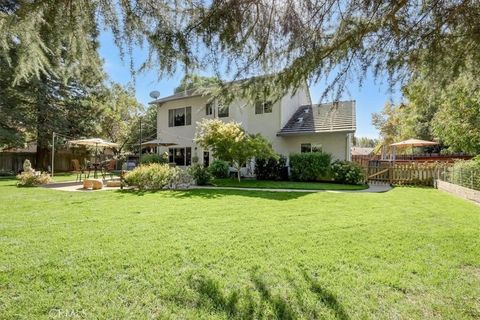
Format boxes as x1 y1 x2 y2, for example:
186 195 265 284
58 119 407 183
90 163 102 179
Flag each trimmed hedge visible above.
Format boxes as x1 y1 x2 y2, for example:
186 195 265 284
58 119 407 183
255 155 287 180
331 160 365 185
289 152 331 181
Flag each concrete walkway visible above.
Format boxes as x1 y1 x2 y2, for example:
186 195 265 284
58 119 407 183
42 181 391 193
41 181 126 192
191 183 392 193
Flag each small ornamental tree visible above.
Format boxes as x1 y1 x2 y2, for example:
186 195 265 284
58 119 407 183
195 119 276 181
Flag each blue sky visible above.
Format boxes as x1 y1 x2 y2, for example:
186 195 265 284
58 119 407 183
99 31 401 138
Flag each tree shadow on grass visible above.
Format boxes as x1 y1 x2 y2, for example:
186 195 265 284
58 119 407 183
114 188 309 201
301 270 350 320
186 269 349 319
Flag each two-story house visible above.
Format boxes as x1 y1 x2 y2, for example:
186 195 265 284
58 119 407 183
148 83 356 171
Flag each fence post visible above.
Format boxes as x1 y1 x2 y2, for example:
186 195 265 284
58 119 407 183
472 171 474 189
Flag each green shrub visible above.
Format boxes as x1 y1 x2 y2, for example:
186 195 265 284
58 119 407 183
188 163 213 185
331 160 365 185
124 163 192 190
140 153 168 165
255 155 287 180
16 171 52 187
208 160 230 178
289 152 332 181
449 159 480 190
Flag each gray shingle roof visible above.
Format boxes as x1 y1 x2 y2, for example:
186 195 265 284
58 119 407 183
278 101 356 135
149 88 204 105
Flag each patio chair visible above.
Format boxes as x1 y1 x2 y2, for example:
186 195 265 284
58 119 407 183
101 159 116 180
71 159 86 182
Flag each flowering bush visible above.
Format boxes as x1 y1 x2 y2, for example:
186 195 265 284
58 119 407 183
16 159 51 187
124 163 192 190
208 160 230 178
188 164 212 185
331 161 365 185
16 171 52 187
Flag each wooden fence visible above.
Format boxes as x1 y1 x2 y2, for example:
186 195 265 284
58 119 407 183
362 161 451 186
0 150 89 174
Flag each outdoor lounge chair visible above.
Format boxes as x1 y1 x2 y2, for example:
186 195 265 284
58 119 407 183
101 159 116 180
71 159 86 182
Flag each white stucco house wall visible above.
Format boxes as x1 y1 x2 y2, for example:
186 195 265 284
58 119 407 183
148 83 356 172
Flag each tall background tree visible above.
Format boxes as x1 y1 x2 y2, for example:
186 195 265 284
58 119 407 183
97 83 144 155
2 1 480 160
353 137 378 148
174 74 220 94
2 1 479 100
372 61 480 154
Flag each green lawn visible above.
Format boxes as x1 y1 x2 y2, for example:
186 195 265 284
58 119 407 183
1 178 479 319
212 178 368 190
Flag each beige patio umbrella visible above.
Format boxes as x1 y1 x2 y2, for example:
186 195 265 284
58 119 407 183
139 139 177 148
390 138 439 147
390 138 439 160
69 138 119 165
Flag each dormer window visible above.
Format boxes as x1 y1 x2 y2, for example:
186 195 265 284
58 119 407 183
255 101 273 114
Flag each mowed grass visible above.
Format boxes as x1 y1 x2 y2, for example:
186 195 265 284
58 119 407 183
0 179 479 319
212 178 367 190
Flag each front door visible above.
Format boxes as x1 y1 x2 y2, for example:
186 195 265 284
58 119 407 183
203 151 210 167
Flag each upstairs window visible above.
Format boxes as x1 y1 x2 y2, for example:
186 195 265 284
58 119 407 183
301 143 322 153
218 105 229 117
206 102 213 116
300 143 312 153
168 107 191 127
255 101 273 114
